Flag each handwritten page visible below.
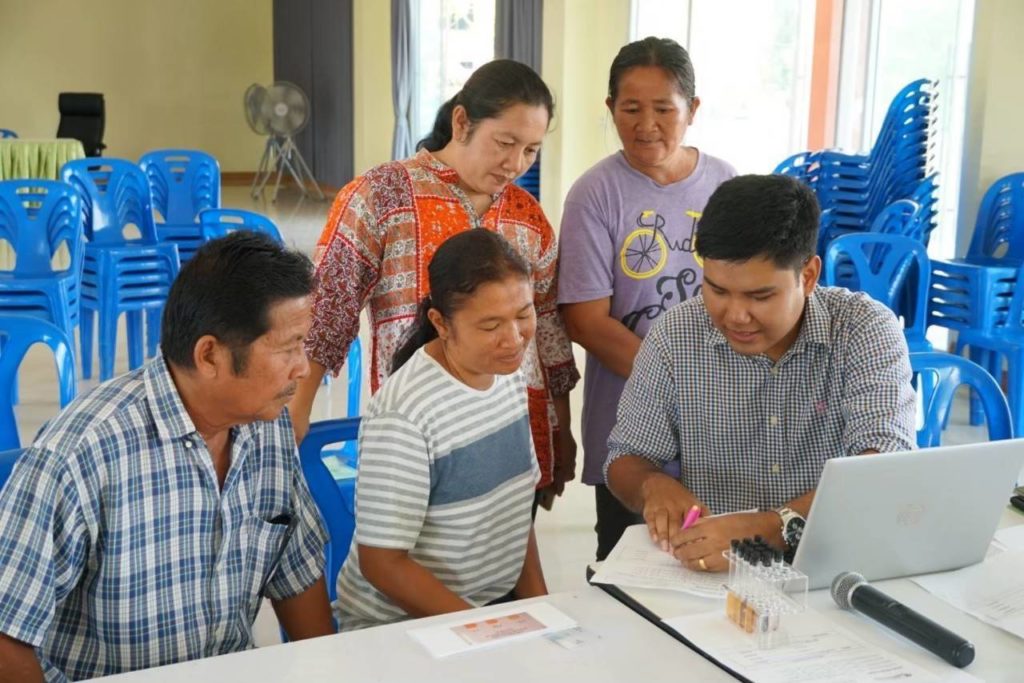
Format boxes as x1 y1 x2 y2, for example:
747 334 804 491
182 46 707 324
912 549 1024 640
663 610 979 683
407 602 577 658
589 524 727 599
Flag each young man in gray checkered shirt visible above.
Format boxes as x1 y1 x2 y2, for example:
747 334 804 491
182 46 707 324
606 174 916 573
0 233 334 681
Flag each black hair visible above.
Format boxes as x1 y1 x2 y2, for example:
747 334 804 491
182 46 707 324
161 231 315 373
608 36 696 106
695 174 820 270
417 59 555 152
391 230 531 372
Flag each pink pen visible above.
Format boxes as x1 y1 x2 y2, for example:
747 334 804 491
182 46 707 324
682 504 701 530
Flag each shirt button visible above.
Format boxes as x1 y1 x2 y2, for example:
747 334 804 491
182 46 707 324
771 464 781 474
770 366 779 376
769 415 779 426
184 439 194 449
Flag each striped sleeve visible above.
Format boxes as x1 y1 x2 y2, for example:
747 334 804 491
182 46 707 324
354 412 431 550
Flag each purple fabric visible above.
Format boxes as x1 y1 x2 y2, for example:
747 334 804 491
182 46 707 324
558 150 736 484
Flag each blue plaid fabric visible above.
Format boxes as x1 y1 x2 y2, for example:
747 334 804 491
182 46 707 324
0 357 328 682
606 287 917 513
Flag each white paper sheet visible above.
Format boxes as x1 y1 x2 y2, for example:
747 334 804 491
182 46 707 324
589 524 727 598
663 610 979 683
992 525 1024 553
912 549 1024 640
407 602 577 658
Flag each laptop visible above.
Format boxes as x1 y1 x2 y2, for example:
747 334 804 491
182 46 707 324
793 439 1024 589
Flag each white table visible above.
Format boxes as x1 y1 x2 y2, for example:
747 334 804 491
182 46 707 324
93 588 736 682
598 507 1024 683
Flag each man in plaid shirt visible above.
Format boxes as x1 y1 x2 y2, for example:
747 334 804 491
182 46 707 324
0 233 333 681
606 175 916 573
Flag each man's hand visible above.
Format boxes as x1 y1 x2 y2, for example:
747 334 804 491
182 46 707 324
670 511 781 572
639 474 709 552
552 427 577 496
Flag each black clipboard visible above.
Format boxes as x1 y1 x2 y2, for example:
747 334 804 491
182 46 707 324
586 565 752 683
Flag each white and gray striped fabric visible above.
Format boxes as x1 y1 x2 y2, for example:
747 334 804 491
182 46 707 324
334 347 539 631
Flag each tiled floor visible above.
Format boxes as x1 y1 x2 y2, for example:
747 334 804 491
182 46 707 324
8 183 989 645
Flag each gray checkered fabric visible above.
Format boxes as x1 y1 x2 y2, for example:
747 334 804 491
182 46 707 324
605 287 916 513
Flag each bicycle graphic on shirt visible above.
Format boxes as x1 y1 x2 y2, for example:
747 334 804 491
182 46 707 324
620 209 703 279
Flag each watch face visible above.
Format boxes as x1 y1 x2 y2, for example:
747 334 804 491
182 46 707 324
785 516 806 547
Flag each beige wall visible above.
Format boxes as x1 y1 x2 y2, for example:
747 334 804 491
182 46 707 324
352 0 394 175
540 0 629 228
959 0 1024 250
0 0 272 171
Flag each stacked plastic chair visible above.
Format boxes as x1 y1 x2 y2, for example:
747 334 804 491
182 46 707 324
198 208 283 244
0 316 77 450
61 158 180 381
140 150 220 264
775 79 938 255
927 173 1024 427
0 180 83 343
823 232 932 354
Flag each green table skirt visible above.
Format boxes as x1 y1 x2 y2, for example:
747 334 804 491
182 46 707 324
0 138 86 181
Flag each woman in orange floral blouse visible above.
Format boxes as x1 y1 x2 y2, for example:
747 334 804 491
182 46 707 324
290 60 580 506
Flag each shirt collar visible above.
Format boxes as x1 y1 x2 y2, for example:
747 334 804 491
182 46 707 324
145 355 199 441
413 148 504 203
704 289 832 358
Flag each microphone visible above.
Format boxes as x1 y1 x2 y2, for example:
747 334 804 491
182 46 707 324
831 572 975 668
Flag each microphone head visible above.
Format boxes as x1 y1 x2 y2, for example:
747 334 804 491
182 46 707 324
831 571 867 610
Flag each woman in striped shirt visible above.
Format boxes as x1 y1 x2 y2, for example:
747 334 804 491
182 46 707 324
334 230 547 631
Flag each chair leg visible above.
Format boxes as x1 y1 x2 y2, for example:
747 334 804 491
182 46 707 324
127 311 144 371
967 346 988 427
99 307 119 382
1008 352 1024 440
145 308 161 359
0 336 15 406
80 306 94 380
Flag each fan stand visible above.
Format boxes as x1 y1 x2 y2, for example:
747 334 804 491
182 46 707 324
251 134 325 202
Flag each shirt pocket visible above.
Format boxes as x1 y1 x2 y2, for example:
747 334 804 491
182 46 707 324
242 517 290 615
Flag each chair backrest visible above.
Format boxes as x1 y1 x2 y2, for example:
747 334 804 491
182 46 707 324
0 448 24 493
0 316 77 450
139 150 220 226
298 417 360 600
198 208 283 244
910 351 1013 447
61 158 160 245
0 130 17 139
967 172 1024 264
824 232 930 336
869 199 922 241
0 180 83 277
56 93 105 157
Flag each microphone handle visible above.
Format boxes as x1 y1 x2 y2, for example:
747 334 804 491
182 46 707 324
851 584 975 668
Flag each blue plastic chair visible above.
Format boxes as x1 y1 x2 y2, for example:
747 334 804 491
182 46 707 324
823 233 932 352
0 316 77 450
909 352 1012 447
61 158 181 380
0 181 84 371
139 150 220 264
297 417 361 603
198 208 283 244
0 130 17 139
965 172 1024 267
951 262 1024 438
0 448 23 493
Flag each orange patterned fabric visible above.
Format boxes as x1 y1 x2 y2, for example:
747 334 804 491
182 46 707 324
306 149 579 488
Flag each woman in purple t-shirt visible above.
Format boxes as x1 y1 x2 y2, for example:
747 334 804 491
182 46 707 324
557 37 736 560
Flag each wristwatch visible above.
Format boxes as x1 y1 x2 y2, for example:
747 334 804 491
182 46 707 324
774 506 806 550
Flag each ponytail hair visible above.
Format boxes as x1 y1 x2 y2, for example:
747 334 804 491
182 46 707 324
416 59 555 152
391 231 531 372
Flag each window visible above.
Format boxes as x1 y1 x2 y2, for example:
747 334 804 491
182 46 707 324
836 0 974 261
631 0 816 174
412 0 496 146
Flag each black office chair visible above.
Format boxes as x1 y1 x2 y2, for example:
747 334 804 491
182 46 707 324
56 93 106 157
